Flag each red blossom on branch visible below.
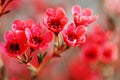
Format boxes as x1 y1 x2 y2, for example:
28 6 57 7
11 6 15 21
81 25 118 63
81 44 99 63
0 4 99 79
99 42 118 63
25 24 53 50
62 23 87 46
0 30 28 57
43 7 68 34
69 60 100 80
72 5 98 26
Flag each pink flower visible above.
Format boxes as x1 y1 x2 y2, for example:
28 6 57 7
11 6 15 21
25 24 53 50
0 30 28 57
81 44 99 63
62 23 87 46
43 7 68 34
86 25 112 44
69 59 100 80
99 42 118 63
12 19 34 31
104 0 120 16
72 5 98 26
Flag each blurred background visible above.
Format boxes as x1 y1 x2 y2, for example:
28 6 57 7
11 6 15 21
0 0 120 80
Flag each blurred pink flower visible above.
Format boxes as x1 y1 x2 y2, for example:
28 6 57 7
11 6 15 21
43 7 68 34
69 60 100 80
99 42 118 63
62 23 87 46
0 30 28 57
81 25 118 63
104 0 120 16
72 5 98 26
86 25 112 44
81 44 99 63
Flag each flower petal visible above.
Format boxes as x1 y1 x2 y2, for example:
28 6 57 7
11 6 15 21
44 32 53 42
25 28 32 40
83 8 93 16
42 18 49 27
31 25 43 35
46 8 54 17
75 25 87 37
15 30 26 43
72 5 81 15
12 20 23 31
88 14 99 23
56 7 65 20
67 23 76 34
4 30 14 43
25 19 34 27
60 18 69 26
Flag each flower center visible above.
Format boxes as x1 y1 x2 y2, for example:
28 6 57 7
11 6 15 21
104 50 111 58
9 43 20 53
51 20 60 28
32 36 42 44
68 34 76 41
87 52 95 59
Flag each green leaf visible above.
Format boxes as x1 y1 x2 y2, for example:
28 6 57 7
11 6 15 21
37 53 43 64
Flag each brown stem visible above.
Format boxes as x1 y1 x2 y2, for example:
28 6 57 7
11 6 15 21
0 0 13 17
53 34 59 56
0 54 8 80
32 55 52 78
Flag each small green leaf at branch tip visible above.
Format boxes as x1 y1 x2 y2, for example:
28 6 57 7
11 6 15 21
37 52 48 64
37 53 44 64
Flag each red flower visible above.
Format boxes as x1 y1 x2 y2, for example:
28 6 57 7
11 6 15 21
25 24 53 50
81 44 99 63
12 19 34 31
43 7 68 34
69 59 100 80
86 25 112 44
62 23 87 46
0 30 28 57
72 5 98 26
99 42 118 63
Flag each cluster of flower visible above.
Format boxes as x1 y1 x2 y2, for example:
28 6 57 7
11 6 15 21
81 25 118 63
69 59 101 80
0 5 98 58
68 25 118 80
